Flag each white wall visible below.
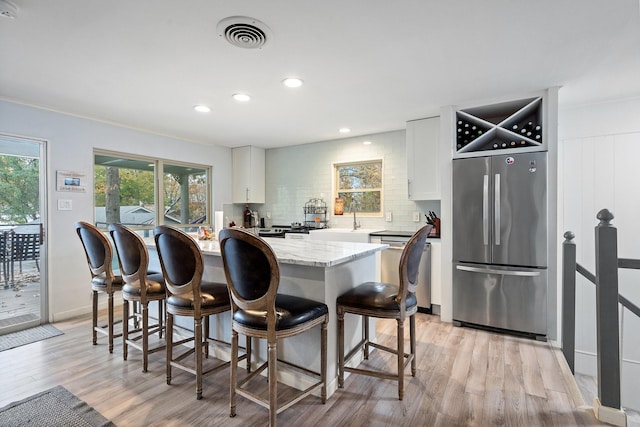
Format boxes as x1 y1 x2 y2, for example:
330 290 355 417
0 100 233 322
559 96 640 411
263 129 440 231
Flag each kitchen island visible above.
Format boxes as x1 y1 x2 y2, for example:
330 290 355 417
147 235 387 398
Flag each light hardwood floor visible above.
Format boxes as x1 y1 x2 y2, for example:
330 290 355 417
0 313 604 426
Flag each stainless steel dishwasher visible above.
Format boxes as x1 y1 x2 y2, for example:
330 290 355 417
380 236 431 313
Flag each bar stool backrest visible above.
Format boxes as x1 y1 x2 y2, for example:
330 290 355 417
397 224 433 305
75 221 115 283
219 228 279 328
153 225 205 311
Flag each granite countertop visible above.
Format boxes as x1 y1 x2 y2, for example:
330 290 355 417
147 236 387 268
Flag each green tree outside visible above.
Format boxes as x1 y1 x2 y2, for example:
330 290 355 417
0 155 39 224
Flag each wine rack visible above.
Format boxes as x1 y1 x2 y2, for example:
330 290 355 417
453 97 545 158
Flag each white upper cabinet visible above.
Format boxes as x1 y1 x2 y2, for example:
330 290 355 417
232 146 265 203
406 116 440 200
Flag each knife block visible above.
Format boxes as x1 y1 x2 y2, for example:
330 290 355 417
429 218 441 237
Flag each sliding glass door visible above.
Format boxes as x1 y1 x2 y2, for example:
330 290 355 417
0 134 47 335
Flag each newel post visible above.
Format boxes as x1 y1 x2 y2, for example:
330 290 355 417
562 231 576 374
594 208 621 410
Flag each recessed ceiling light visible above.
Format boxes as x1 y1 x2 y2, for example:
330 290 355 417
193 105 211 113
282 77 303 88
339 128 351 134
363 140 372 145
233 93 251 102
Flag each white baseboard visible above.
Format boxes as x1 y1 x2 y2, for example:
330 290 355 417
594 397 628 427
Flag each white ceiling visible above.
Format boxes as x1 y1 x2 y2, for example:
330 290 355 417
1 1 639 149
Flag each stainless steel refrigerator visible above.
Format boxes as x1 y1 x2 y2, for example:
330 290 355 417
452 152 547 337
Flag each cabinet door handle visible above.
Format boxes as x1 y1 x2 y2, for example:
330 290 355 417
246 187 249 201
495 173 500 246
407 179 411 198
456 265 540 277
483 174 489 246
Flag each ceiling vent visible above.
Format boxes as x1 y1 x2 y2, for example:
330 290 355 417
0 0 18 19
217 16 271 49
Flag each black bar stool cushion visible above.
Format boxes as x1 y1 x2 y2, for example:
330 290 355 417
166 281 230 310
123 279 165 297
91 275 124 290
233 294 329 331
336 281 417 312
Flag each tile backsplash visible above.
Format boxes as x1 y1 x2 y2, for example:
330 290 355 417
224 129 440 233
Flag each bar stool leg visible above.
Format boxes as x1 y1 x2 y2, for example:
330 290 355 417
397 318 404 400
230 329 238 418
364 315 370 359
166 312 173 385
123 300 129 361
337 308 344 388
268 341 277 427
321 318 327 403
195 316 203 400
92 290 98 346
142 301 149 373
410 314 416 376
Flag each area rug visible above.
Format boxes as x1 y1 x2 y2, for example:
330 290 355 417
0 385 115 427
0 324 63 352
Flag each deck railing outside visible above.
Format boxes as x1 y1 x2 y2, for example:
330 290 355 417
562 208 640 419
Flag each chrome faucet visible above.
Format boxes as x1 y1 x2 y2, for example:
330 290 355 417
349 201 360 230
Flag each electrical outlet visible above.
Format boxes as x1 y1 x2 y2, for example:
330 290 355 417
412 211 420 222
385 211 393 222
266 212 271 219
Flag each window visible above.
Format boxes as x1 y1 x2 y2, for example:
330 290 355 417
94 151 211 230
334 160 382 216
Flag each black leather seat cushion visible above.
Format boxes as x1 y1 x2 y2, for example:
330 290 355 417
123 279 165 297
121 271 166 296
91 275 124 290
146 271 165 285
233 294 328 331
166 281 230 310
337 282 416 312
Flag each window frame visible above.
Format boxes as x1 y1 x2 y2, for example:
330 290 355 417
93 149 212 231
333 159 384 217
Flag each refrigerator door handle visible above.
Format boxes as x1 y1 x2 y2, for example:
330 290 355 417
494 173 501 245
483 174 489 245
456 265 540 277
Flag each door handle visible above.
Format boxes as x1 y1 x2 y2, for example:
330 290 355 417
456 265 540 277
494 173 500 246
483 174 489 245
